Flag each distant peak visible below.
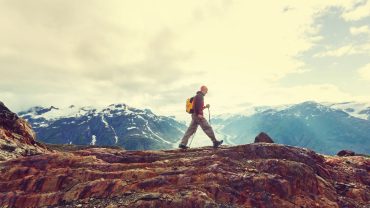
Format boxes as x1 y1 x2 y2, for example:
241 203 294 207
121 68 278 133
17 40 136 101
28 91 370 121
50 106 59 110
108 103 127 108
144 108 153 114
300 101 319 105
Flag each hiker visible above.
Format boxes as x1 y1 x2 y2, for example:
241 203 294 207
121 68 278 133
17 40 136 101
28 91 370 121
179 86 223 149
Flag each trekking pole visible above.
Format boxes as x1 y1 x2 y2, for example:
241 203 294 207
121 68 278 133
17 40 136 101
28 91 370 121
208 108 211 124
188 132 196 147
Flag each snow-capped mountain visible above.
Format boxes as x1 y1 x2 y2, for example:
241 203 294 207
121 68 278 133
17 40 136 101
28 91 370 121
324 101 370 120
17 101 370 154
18 104 186 150
213 101 370 155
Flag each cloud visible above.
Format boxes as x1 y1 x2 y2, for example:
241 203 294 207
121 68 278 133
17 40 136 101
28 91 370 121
342 0 370 21
314 45 357 57
200 83 368 117
0 0 369 119
261 84 355 105
358 63 370 80
350 25 370 35
0 0 198 110
314 43 370 57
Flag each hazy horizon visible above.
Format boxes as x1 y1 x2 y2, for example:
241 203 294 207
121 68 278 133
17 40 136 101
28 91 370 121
1 0 370 120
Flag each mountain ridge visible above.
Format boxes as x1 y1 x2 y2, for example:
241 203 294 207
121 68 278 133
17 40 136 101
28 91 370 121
18 103 186 150
16 101 370 155
213 101 370 155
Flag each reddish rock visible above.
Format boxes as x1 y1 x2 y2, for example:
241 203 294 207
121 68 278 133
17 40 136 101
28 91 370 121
254 132 274 143
0 143 369 208
0 101 50 161
337 150 356 157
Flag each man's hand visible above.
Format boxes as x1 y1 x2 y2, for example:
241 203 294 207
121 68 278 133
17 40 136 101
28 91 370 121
198 114 203 119
205 104 210 109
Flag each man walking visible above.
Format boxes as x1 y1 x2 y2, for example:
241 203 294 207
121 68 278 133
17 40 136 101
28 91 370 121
179 86 223 149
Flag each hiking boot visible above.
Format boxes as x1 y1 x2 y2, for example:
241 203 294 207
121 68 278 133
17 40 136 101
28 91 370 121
178 144 189 149
213 140 223 148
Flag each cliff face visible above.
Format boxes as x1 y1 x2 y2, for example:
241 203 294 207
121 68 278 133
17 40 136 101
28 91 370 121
0 102 49 161
0 143 368 208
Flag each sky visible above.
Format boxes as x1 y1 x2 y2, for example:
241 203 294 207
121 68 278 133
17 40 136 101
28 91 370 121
1 0 370 120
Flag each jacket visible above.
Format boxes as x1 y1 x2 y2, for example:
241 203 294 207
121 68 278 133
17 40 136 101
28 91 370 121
193 91 205 116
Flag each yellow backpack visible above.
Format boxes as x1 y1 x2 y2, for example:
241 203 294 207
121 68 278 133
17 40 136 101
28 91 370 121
186 97 195 114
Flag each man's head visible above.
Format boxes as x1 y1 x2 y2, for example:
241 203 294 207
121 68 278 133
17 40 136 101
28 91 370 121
200 85 208 95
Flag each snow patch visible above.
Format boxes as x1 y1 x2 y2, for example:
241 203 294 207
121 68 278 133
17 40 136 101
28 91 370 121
101 115 109 128
23 105 96 120
35 123 49 127
144 120 171 144
91 135 97 145
326 102 370 120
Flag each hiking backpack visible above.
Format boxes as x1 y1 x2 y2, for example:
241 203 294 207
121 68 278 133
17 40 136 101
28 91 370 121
186 97 195 114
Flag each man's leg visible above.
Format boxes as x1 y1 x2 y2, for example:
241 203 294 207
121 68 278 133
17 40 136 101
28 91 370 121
180 116 198 146
197 117 217 143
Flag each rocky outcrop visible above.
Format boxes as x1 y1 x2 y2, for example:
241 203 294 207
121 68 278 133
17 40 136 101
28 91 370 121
254 132 274 143
337 150 356 157
0 143 368 208
0 101 49 161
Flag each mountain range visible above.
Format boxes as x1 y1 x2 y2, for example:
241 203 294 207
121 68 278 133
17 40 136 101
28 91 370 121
18 104 186 150
214 101 370 155
18 101 370 155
